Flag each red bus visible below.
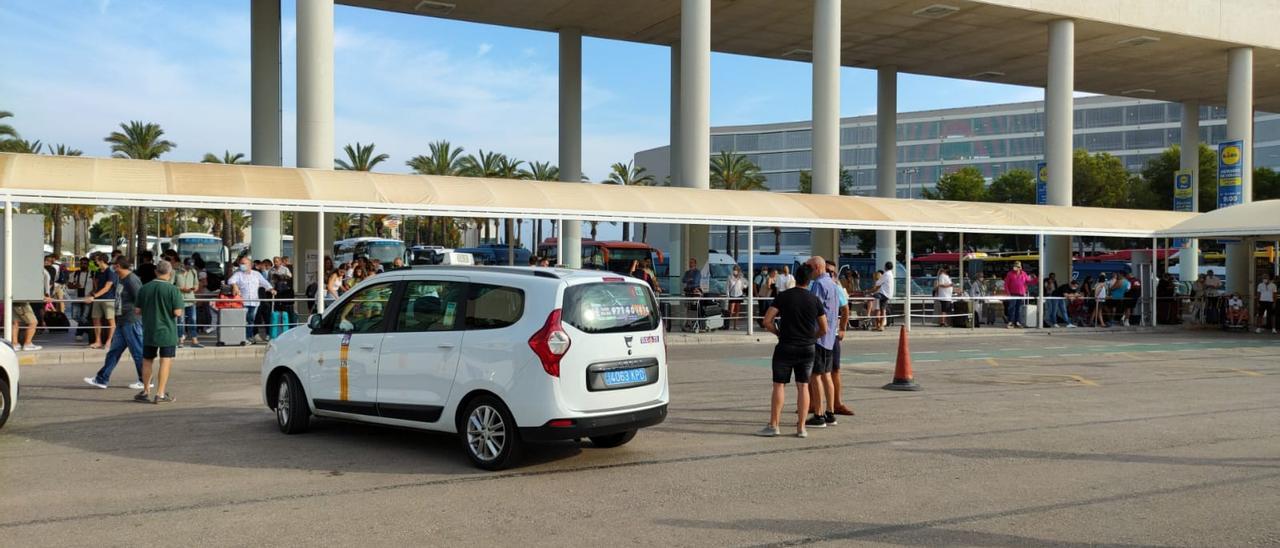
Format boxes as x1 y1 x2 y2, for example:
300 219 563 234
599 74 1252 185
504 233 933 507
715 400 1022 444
538 239 664 275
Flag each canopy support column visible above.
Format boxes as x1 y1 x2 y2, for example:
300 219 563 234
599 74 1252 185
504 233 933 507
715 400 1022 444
904 229 912 332
1037 234 1046 329
555 218 564 267
3 198 11 344
315 207 325 315
1151 237 1159 327
746 223 754 336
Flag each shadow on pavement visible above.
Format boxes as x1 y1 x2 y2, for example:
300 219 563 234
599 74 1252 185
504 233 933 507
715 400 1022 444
655 518 1169 547
12 405 585 474
900 446 1280 470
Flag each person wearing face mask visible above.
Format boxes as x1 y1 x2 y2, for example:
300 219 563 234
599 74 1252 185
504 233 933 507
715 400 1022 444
227 257 275 344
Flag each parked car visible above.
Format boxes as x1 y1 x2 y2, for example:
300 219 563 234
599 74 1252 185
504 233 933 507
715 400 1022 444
0 339 18 429
261 266 669 470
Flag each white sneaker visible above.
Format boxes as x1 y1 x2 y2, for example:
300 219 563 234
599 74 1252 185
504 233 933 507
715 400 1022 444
128 381 154 390
1122 319 1130 327
21 344 41 351
83 377 108 389
1067 323 1076 328
1257 328 1264 334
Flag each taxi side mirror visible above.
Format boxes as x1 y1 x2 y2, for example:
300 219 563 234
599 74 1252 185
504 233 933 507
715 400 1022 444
307 314 323 330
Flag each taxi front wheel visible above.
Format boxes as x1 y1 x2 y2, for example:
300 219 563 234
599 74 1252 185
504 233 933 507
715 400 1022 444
275 372 311 435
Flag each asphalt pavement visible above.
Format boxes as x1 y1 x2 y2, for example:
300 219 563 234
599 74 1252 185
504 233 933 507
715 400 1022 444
2 331 1278 546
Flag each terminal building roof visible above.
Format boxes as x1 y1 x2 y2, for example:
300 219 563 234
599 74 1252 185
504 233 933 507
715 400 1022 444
341 0 1280 112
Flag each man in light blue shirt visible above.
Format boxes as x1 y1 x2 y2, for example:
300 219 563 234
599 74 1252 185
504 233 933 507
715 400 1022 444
804 256 843 428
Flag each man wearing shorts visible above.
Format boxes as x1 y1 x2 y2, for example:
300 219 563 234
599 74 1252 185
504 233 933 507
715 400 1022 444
805 256 842 429
873 261 895 331
823 261 853 416
759 263 827 438
85 253 118 349
135 259 184 404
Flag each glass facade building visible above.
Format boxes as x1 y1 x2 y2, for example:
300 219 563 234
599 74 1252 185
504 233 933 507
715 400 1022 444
638 95 1280 199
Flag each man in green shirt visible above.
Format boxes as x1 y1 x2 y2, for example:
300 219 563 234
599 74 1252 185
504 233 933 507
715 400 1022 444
135 259 184 404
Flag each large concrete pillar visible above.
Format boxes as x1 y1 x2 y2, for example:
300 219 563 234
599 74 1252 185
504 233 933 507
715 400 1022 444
1042 19 1074 280
293 0 334 294
250 0 283 261
1179 101 1200 282
559 29 583 268
1225 47 1254 292
679 0 711 269
810 0 841 263
874 66 897 268
665 42 684 271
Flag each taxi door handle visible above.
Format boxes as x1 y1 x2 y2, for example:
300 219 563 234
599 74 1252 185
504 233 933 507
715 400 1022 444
437 344 456 349
357 344 376 351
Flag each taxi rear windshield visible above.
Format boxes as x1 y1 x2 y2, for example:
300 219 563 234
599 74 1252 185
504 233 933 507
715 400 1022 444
561 282 659 334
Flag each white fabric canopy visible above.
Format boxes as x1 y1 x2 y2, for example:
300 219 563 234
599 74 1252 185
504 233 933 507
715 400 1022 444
0 152 1194 237
1157 199 1280 239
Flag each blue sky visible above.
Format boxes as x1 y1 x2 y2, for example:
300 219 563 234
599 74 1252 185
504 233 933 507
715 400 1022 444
1 0 1046 182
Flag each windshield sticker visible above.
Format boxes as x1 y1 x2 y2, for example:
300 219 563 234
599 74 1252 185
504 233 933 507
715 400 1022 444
443 302 457 327
590 303 651 322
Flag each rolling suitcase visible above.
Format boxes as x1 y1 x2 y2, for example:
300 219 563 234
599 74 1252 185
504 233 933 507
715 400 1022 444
701 302 725 331
269 310 292 339
951 300 974 328
217 308 248 346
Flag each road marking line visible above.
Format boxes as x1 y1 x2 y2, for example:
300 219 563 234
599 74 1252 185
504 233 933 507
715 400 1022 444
1046 346 1067 349
1023 355 1043 359
960 349 980 352
985 358 998 367
918 359 940 362
1230 368 1264 377
1061 353 1081 357
918 350 938 354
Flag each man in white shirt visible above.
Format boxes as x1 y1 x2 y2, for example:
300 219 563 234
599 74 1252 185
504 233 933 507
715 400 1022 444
776 266 795 292
873 261 895 331
934 265 954 327
1257 273 1277 334
228 257 275 343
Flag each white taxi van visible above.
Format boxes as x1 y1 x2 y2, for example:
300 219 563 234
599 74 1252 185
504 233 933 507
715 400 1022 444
262 266 668 469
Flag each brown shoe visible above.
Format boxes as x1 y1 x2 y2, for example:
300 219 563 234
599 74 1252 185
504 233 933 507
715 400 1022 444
834 405 855 416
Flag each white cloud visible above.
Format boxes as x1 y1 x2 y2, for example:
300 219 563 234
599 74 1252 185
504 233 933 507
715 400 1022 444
0 3 665 181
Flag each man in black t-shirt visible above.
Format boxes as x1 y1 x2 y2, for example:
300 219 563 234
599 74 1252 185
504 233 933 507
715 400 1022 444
136 251 157 284
758 264 828 438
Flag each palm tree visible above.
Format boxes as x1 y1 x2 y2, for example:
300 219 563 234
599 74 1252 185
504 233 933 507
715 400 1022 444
336 142 389 236
495 155 525 251
0 111 16 140
407 140 467 244
406 140 465 175
5 139 42 154
201 151 247 246
335 142 389 171
38 144 84 255
0 111 19 152
203 150 246 165
605 161 654 242
105 121 175 261
67 205 101 256
525 161 559 249
460 150 507 247
710 151 767 257
49 143 82 156
332 213 356 240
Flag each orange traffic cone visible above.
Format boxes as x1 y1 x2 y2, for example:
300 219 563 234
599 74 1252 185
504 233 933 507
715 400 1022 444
883 325 921 391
